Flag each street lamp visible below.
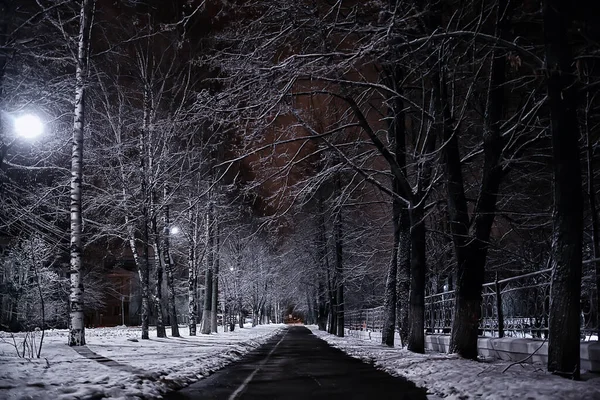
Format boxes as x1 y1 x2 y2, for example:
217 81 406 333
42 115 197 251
1 113 44 168
13 114 44 139
170 226 181 235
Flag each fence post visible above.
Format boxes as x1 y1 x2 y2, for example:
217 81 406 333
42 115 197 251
496 272 504 338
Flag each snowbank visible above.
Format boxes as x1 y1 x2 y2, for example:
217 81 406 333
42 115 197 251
0 324 284 400
309 326 600 400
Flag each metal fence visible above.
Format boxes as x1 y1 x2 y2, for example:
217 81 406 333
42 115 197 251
344 306 387 340
345 269 598 340
426 269 554 338
345 306 384 332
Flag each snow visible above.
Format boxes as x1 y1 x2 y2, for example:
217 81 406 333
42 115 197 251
4 323 598 399
309 326 600 400
0 324 284 400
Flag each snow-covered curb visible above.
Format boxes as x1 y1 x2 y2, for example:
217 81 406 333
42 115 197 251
309 326 600 400
0 324 285 400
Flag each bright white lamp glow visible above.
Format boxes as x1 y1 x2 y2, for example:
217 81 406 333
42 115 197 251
14 114 43 139
170 226 181 235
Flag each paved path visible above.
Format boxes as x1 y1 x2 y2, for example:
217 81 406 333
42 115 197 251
164 326 427 400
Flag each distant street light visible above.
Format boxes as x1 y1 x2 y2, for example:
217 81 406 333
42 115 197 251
170 226 181 235
13 114 44 139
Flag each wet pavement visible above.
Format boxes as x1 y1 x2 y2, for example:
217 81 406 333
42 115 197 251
163 325 427 400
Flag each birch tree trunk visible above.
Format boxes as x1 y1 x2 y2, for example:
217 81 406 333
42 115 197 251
68 0 95 347
543 0 583 379
163 185 180 337
120 163 149 339
136 82 154 340
140 211 151 339
151 189 166 338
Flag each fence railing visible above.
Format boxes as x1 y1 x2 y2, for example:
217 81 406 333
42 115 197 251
345 306 384 332
426 269 554 338
345 269 598 340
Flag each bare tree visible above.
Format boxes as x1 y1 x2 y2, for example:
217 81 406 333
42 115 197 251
543 0 583 379
163 185 180 336
200 201 214 334
68 0 95 347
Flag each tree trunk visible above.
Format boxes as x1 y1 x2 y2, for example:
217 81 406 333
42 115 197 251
211 218 219 333
433 66 474 357
316 195 329 331
151 189 166 338
163 185 179 337
317 277 328 330
123 180 148 339
137 83 154 341
335 204 344 338
406 74 437 354
543 0 583 379
200 205 214 334
305 289 314 325
407 204 426 353
236 255 243 329
328 295 337 334
382 213 398 346
326 252 337 335
448 0 509 360
68 0 95 347
188 207 197 336
585 95 600 338
397 206 411 347
382 64 407 347
312 289 319 325
141 217 152 339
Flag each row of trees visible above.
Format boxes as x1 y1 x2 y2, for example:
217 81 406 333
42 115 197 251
0 0 287 343
191 0 598 380
0 0 598 381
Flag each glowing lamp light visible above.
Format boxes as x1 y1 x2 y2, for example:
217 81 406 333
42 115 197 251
170 226 180 235
14 114 44 139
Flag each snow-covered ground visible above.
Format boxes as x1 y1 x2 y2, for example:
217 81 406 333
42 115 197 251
309 326 600 400
0 324 284 400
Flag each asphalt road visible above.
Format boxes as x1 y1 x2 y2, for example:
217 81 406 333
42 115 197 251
163 325 428 400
